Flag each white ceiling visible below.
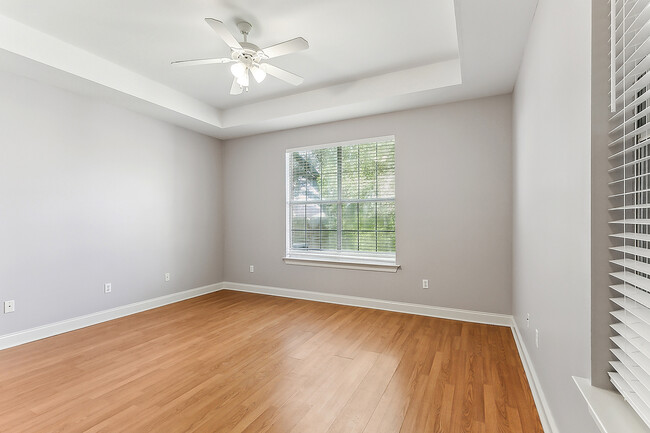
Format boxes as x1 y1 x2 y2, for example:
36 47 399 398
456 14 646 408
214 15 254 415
0 0 538 139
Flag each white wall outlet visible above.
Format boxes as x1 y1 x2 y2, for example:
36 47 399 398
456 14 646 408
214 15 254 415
104 283 112 294
249 265 254 273
422 279 429 289
535 328 539 349
4 300 15 313
526 313 530 328
164 273 171 282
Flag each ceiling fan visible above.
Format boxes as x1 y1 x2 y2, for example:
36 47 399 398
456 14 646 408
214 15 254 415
172 19 309 95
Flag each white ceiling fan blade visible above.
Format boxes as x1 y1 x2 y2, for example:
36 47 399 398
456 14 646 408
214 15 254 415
262 63 304 86
205 18 242 50
262 37 309 59
230 77 243 95
171 58 233 67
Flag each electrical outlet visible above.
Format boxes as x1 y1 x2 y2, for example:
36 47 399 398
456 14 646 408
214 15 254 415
4 300 15 313
535 329 539 349
526 313 530 328
164 273 171 282
249 265 254 273
104 283 112 294
422 279 429 289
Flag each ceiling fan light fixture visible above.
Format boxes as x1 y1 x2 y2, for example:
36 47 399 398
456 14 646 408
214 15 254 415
251 65 267 83
230 62 246 78
236 70 250 87
173 19 308 95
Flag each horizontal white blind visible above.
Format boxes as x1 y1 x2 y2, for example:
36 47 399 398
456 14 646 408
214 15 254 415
286 137 395 261
610 0 650 427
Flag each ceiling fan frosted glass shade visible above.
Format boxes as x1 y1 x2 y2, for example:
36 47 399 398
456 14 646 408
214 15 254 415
230 62 246 78
251 66 267 83
236 70 250 87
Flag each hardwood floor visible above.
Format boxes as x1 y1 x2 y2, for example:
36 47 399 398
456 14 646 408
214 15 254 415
0 290 543 433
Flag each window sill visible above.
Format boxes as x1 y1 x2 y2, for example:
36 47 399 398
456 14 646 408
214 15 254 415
574 377 649 433
283 256 400 273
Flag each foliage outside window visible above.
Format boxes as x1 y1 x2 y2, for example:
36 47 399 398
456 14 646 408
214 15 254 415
286 136 396 264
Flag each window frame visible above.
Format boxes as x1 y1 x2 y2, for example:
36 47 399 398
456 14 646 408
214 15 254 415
284 135 399 272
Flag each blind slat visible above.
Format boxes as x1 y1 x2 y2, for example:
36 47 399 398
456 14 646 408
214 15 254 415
611 348 650 374
611 232 650 241
608 138 650 160
609 187 650 198
611 361 650 405
611 246 650 260
612 258 650 274
610 219 650 224
612 350 650 401
610 372 650 427
612 271 650 292
611 104 650 135
612 300 650 329
610 204 650 211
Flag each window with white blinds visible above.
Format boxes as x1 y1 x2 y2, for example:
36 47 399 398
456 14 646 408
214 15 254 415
609 0 650 426
285 136 396 265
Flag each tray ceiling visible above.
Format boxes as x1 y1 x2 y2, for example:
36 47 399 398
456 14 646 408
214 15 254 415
0 0 538 139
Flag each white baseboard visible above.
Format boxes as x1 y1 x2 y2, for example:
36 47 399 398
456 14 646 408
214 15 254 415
0 279 554 433
221 282 557 431
219 281 513 327
0 283 222 350
511 318 558 433
0 281 512 351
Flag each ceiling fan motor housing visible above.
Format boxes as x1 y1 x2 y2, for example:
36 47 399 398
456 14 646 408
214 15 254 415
232 41 265 66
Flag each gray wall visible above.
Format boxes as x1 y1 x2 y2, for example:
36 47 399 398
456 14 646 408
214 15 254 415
0 70 224 335
590 0 615 391
222 95 513 314
512 0 595 432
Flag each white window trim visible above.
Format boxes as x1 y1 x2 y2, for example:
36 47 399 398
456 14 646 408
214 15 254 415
285 136 398 271
575 377 649 433
287 135 396 152
283 255 400 273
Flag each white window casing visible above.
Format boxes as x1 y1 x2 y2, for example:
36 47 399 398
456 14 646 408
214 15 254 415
284 136 398 271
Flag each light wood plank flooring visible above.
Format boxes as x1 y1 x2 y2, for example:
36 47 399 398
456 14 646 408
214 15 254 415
0 290 543 432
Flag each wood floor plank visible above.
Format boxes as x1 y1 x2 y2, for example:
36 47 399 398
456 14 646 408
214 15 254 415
0 290 544 432
326 352 401 433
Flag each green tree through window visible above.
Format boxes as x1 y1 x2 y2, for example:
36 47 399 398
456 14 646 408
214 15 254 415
287 137 395 258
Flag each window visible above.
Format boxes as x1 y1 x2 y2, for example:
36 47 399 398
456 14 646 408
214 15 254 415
608 0 650 426
285 136 397 271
